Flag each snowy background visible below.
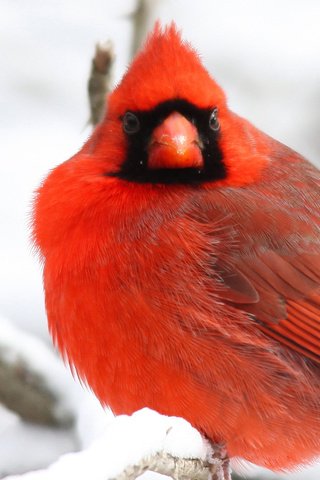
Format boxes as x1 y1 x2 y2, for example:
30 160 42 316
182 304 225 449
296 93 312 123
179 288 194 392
1 0 320 479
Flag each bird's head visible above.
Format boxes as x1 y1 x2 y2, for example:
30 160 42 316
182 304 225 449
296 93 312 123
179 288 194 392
33 24 271 272
89 23 270 187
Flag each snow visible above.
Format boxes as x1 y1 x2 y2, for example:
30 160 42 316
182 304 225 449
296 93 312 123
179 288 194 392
5 409 211 480
0 413 76 478
3 408 320 480
1 0 320 479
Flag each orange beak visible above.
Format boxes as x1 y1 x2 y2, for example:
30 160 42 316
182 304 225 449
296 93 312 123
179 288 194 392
148 112 203 169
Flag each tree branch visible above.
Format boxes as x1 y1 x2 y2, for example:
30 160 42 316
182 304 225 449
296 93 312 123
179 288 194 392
0 317 74 428
112 452 225 480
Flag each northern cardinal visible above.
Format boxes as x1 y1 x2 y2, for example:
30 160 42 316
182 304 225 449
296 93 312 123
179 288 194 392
33 24 320 472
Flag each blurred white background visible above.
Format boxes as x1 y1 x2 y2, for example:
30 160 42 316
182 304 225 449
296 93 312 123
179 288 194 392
0 0 319 478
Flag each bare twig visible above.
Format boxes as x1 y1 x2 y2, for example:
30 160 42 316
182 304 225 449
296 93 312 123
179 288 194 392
87 0 157 126
88 41 114 126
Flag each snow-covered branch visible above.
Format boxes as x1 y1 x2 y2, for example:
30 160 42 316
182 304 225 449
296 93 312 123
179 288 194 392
0 317 74 428
5 409 227 480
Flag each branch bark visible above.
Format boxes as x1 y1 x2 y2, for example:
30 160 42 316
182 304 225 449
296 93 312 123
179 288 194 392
112 451 231 480
112 452 210 480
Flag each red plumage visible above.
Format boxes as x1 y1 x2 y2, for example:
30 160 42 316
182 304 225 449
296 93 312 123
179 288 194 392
33 24 320 471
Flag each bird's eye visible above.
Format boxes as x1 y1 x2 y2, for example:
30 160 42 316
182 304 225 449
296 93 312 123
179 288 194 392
209 108 220 132
123 112 140 134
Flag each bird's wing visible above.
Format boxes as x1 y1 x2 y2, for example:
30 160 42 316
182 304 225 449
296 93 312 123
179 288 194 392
205 148 320 363
222 251 320 363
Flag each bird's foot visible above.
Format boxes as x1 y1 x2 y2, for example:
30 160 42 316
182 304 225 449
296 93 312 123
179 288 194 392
209 443 232 480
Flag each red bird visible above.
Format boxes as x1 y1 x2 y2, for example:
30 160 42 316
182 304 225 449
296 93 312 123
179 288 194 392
33 25 320 473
